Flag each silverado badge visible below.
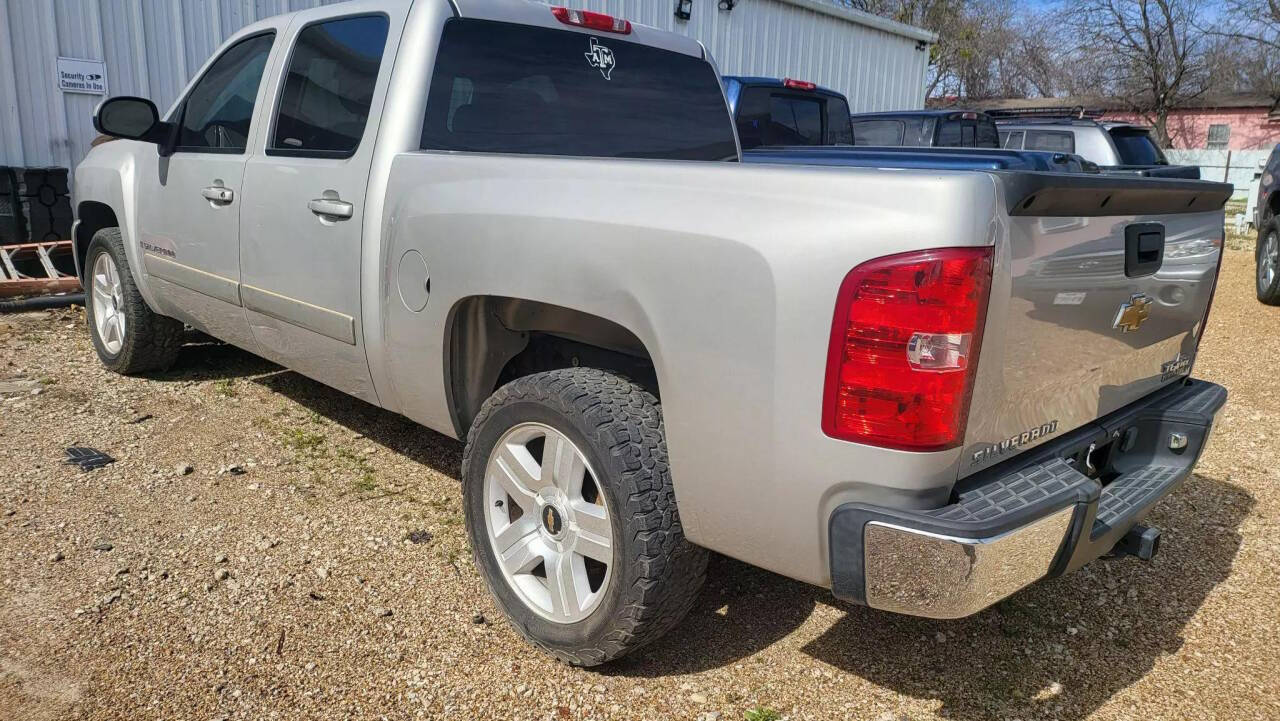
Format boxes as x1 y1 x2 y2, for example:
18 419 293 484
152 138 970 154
585 37 616 80
1113 293 1152 333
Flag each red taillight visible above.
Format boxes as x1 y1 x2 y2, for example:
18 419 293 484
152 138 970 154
551 6 632 34
783 78 817 91
822 247 994 451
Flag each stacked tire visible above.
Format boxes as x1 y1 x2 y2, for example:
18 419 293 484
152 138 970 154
0 166 73 245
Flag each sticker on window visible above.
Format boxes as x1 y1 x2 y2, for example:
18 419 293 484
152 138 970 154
584 37 615 80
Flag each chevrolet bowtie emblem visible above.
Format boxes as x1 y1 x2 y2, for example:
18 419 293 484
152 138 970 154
1113 293 1152 333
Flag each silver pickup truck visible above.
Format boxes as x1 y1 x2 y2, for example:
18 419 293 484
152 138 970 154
74 0 1230 665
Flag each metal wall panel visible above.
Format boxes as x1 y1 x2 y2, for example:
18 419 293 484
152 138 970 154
0 0 931 174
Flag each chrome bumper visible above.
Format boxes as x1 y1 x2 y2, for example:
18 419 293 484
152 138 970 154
829 379 1226 618
861 506 1074 618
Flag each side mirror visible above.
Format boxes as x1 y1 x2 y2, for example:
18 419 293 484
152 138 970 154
93 96 169 146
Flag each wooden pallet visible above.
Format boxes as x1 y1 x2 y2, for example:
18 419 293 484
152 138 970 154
0 240 81 298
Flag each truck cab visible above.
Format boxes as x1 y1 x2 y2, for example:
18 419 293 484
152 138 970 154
849 109 1001 148
722 76 853 149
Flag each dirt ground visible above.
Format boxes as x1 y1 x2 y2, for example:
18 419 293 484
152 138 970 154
1 246 1277 721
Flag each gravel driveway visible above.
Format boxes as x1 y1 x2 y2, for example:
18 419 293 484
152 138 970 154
2 247 1277 721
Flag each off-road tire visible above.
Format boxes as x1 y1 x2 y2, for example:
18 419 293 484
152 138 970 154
84 227 184 373
1259 218 1280 305
462 368 708 666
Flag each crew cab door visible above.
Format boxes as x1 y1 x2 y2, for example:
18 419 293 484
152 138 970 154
136 32 277 350
238 11 397 403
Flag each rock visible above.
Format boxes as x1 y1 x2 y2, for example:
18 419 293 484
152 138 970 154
176 464 194 476
935 631 947 643
472 613 486 625
690 692 709 704
372 606 392 618
304 662 316 672
93 542 113 552
214 569 230 581
186 495 197 503
215 554 228 564
115 566 130 576
698 713 722 721
49 551 64 562
314 567 329 581
101 589 121 606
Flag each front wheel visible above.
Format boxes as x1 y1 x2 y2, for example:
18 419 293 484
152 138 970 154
84 228 184 373
462 368 707 665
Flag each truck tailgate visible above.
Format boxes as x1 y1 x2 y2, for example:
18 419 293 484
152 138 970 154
962 174 1232 476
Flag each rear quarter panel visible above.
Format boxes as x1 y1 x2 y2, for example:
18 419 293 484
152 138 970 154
380 154 1003 586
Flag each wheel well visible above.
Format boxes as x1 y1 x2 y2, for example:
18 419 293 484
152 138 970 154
75 201 119 279
1268 191 1280 220
446 296 658 436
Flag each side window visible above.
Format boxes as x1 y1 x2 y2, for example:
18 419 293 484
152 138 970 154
1001 130 1024 149
177 33 275 153
1025 130 1075 153
270 15 390 157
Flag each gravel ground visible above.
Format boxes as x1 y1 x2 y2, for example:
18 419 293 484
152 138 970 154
1 246 1278 721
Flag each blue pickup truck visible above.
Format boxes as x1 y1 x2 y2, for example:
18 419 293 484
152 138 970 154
723 76 1095 173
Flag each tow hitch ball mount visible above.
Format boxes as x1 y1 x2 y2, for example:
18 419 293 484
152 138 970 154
1113 524 1162 561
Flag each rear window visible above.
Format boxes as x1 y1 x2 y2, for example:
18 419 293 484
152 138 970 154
421 19 737 161
736 87 853 148
1109 128 1167 165
1025 130 1075 153
851 119 905 146
976 118 999 148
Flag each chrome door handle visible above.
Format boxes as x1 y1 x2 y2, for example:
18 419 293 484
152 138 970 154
201 186 234 203
308 198 353 219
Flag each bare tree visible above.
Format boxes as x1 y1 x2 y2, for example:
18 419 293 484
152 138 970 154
1207 0 1280 109
1060 0 1212 147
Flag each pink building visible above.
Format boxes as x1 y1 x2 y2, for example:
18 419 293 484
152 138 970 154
934 94 1280 150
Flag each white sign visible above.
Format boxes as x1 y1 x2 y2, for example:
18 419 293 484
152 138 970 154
57 57 107 94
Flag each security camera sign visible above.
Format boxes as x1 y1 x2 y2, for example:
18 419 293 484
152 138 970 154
57 57 107 94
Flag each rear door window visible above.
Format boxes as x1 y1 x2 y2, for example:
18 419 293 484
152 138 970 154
1000 130 1024 149
851 120 905 146
1025 130 1075 153
270 15 390 157
421 19 738 161
1108 128 1166 165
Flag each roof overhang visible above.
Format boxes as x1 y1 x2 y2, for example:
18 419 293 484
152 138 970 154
775 0 937 44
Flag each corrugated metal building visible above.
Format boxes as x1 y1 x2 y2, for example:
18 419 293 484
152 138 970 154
0 0 934 173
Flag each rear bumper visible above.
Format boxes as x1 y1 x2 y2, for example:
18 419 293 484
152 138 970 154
829 378 1226 618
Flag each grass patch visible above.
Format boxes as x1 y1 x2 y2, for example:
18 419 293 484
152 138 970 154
213 379 237 398
282 428 326 455
744 707 781 721
352 473 378 494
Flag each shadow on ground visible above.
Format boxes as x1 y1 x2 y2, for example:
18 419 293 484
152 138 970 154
623 474 1251 721
156 340 1252 719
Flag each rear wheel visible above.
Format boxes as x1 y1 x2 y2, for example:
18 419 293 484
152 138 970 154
462 368 707 665
84 228 184 373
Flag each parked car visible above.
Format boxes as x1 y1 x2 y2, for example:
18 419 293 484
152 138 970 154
849 109 1001 148
722 75 853 149
1256 143 1280 304
991 107 1200 179
77 0 1231 666
725 80 1094 173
